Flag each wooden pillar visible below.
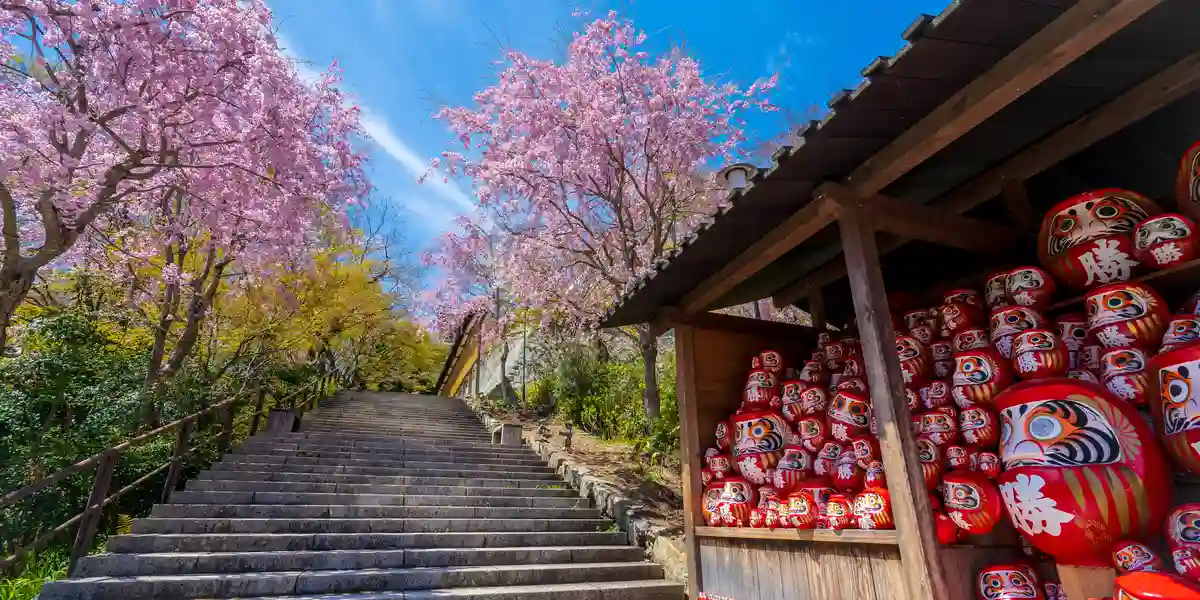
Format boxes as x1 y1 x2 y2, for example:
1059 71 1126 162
68 451 117 575
808 288 826 330
248 388 266 437
839 203 950 600
674 322 704 599
160 422 191 504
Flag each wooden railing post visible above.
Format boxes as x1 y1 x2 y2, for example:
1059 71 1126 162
216 400 235 454
160 422 191 504
248 388 266 436
68 451 117 575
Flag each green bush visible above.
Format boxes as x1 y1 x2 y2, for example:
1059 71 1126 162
0 549 67 600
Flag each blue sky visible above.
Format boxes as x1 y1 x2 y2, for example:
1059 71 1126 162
268 0 948 252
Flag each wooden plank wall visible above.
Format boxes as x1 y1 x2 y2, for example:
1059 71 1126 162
698 538 907 600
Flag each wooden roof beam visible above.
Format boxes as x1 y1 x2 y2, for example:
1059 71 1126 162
870 196 1029 255
773 48 1200 309
844 0 1162 199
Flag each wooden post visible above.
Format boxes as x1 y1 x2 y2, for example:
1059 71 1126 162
248 388 266 437
808 288 826 331
838 202 950 600
216 400 235 454
674 322 704 599
68 451 117 575
1057 565 1116 600
160 421 191 504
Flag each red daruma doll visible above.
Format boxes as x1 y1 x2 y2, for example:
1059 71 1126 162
1037 188 1160 290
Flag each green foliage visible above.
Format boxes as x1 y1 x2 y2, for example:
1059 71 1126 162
545 344 679 459
0 549 67 600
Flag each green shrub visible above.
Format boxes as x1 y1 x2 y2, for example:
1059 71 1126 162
0 549 66 600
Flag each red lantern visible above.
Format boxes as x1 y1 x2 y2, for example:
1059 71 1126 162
1038 188 1160 289
1150 345 1200 474
897 335 931 386
943 471 1003 536
852 487 894 530
823 494 855 530
797 415 826 454
995 379 1172 566
1113 540 1166 574
731 410 789 484
1161 315 1200 353
1101 345 1151 407
785 489 821 529
771 444 812 493
977 564 1044 600
1114 572 1200 600
917 436 942 490
827 390 871 443
1055 313 1091 370
954 327 990 354
918 406 959 447
832 448 864 492
985 270 1012 310
932 341 954 379
743 368 779 410
990 305 1047 360
716 476 757 527
1005 266 1057 310
1085 281 1170 350
960 406 1000 448
952 348 1014 407
813 441 842 479
1012 328 1069 380
1134 213 1197 269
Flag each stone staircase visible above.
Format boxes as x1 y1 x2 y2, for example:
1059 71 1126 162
40 392 683 600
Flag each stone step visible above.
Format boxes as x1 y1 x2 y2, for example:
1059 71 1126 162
227 448 546 466
75 546 643 577
184 480 575 498
108 531 629 554
242 436 538 456
198 469 564 488
39 562 663 600
151 504 601 520
268 432 526 451
218 454 554 473
303 416 483 426
236 441 538 459
168 491 589 509
298 423 488 436
131 517 611 535
209 580 683 600
207 461 561 480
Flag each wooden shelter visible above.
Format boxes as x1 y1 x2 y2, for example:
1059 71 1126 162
599 1 1200 598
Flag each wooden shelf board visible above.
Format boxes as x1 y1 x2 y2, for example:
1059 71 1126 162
1044 257 1200 313
695 526 899 545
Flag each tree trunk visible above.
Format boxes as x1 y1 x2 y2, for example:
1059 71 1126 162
159 257 228 383
144 279 181 390
0 265 35 350
638 326 661 423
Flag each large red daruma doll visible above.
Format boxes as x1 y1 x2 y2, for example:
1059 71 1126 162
1038 188 1160 290
995 378 1171 566
1149 344 1200 475
1086 281 1170 351
731 410 789 484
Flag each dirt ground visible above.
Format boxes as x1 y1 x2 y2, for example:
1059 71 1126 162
479 402 685 533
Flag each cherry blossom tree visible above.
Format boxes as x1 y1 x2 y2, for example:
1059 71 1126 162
426 11 774 419
0 0 369 349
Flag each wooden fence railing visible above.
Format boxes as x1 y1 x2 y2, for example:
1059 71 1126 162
0 377 330 575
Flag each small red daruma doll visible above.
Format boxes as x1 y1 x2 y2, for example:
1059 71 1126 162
852 487 894 530
1038 188 1160 290
1113 540 1166 574
959 406 1000 448
714 420 733 451
923 380 953 410
1086 281 1170 350
851 436 880 469
1167 504 1200 582
946 445 973 471
730 410 789 484
1150 345 1200 474
917 436 943 490
821 340 846 372
1135 213 1197 269
832 448 864 492
995 379 1172 566
935 510 963 545
823 493 855 530
779 380 805 423
952 348 1014 407
827 390 871 443
1011 329 1069 380
946 289 983 306
975 451 1001 479
1006 266 1057 310
797 385 829 416
1101 345 1151 407
896 335 932 387
701 467 713 486
1043 581 1067 600
943 301 986 334
1161 315 1200 353
1115 571 1200 600
743 368 779 410
785 489 820 529
701 480 725 526
954 327 990 354
772 444 812 493
864 460 887 489
706 451 733 481
798 360 826 385
990 305 1047 360
835 376 869 396
716 476 757 527
977 564 1044 600
759 349 784 374
985 270 1012 310
1056 313 1091 370
932 341 955 379
813 441 842 479
843 354 867 380
797 416 826 454
918 406 959 447
942 471 1003 536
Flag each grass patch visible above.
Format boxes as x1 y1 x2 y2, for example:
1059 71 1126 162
0 549 68 600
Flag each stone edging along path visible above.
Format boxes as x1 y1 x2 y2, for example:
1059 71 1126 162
465 399 688 583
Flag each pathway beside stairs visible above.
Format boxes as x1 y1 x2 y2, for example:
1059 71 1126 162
40 392 684 600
